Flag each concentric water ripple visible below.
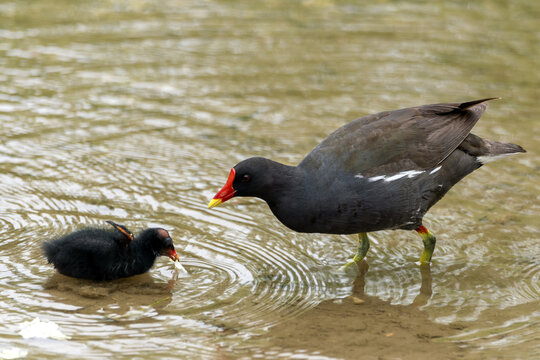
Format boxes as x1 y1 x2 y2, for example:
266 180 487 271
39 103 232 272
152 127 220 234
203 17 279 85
0 121 342 358
1 0 539 359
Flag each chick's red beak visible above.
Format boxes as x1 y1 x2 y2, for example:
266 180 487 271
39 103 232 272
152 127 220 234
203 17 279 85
167 248 180 262
208 168 236 208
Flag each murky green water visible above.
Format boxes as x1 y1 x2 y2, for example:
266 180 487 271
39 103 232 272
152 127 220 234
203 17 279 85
0 0 538 359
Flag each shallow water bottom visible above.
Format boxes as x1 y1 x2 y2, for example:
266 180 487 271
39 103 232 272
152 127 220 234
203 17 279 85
0 0 538 359
245 261 539 360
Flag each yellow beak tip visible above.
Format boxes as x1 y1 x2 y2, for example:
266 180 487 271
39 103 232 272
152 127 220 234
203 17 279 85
208 198 222 209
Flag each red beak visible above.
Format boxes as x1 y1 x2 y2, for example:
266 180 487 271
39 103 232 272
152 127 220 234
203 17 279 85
168 248 180 262
208 168 236 208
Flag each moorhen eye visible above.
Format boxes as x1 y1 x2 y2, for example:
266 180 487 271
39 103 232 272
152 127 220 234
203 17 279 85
209 98 525 267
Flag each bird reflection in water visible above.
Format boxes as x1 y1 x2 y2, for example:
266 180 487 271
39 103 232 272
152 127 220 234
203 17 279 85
42 268 182 318
348 260 432 307
262 261 458 360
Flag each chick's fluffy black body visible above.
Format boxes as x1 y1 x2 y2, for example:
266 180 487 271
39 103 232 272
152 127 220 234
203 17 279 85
43 227 173 281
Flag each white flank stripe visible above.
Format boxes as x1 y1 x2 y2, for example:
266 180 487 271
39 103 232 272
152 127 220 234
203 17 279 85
362 166 444 183
406 170 425 178
383 172 409 182
384 170 424 182
367 175 385 182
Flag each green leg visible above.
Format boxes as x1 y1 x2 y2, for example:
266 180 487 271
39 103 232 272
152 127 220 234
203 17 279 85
416 225 436 264
342 232 370 268
353 232 370 262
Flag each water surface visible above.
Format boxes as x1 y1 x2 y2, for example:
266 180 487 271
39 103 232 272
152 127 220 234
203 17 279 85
0 0 538 359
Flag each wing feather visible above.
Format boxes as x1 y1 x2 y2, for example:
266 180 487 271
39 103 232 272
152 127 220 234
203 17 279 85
299 98 496 177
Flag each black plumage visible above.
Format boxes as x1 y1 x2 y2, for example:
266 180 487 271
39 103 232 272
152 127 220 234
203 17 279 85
209 99 525 263
43 221 180 281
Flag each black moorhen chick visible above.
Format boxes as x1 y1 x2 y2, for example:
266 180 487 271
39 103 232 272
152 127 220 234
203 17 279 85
209 99 525 265
43 221 181 280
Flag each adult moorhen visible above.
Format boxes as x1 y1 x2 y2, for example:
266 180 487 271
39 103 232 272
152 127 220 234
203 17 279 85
43 221 181 280
208 99 525 265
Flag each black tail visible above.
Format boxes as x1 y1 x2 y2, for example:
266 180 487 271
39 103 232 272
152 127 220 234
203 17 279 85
458 133 526 164
483 140 525 156
477 140 526 164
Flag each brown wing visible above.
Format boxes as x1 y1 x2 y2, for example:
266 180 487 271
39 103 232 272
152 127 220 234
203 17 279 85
106 220 134 247
299 98 496 177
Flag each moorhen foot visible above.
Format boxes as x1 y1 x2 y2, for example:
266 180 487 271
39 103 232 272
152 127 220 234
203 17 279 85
43 221 181 280
208 99 525 265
